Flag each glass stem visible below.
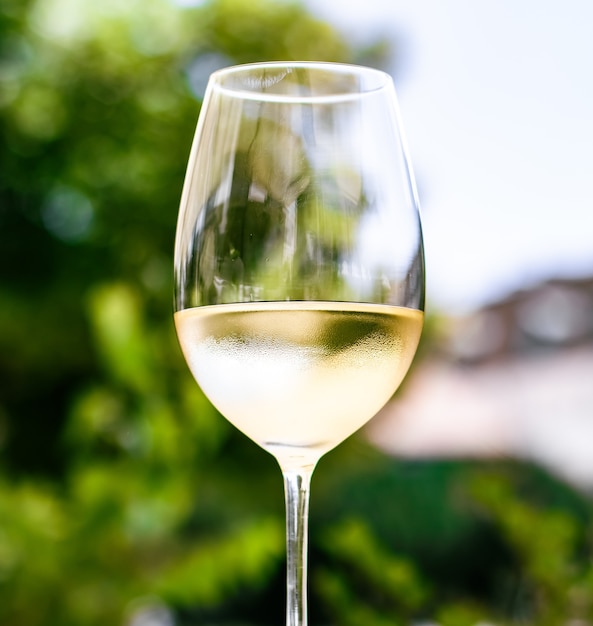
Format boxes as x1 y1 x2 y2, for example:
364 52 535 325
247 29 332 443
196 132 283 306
283 465 314 626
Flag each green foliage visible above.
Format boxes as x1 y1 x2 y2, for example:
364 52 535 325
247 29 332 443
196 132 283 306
464 467 593 625
158 516 284 606
188 0 349 63
314 457 593 626
317 518 429 625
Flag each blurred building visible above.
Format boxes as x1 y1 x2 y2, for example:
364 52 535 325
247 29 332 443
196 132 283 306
367 276 593 490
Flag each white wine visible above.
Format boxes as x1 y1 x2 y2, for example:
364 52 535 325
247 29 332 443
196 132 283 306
175 301 423 466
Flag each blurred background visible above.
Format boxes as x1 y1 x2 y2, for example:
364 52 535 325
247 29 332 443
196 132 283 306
1 0 593 625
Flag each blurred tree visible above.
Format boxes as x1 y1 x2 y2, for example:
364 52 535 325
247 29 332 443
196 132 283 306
0 0 356 478
460 465 593 625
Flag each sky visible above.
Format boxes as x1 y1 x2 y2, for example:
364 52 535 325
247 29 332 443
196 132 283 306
305 0 593 313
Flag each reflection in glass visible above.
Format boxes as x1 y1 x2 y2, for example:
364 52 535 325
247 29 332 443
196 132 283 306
173 62 425 626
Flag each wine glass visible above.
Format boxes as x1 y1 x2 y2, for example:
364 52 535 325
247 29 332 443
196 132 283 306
173 61 424 626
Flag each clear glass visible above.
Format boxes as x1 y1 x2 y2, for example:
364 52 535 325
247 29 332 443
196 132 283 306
173 61 425 626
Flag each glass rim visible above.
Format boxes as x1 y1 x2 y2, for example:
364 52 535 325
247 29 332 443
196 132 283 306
207 61 393 104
